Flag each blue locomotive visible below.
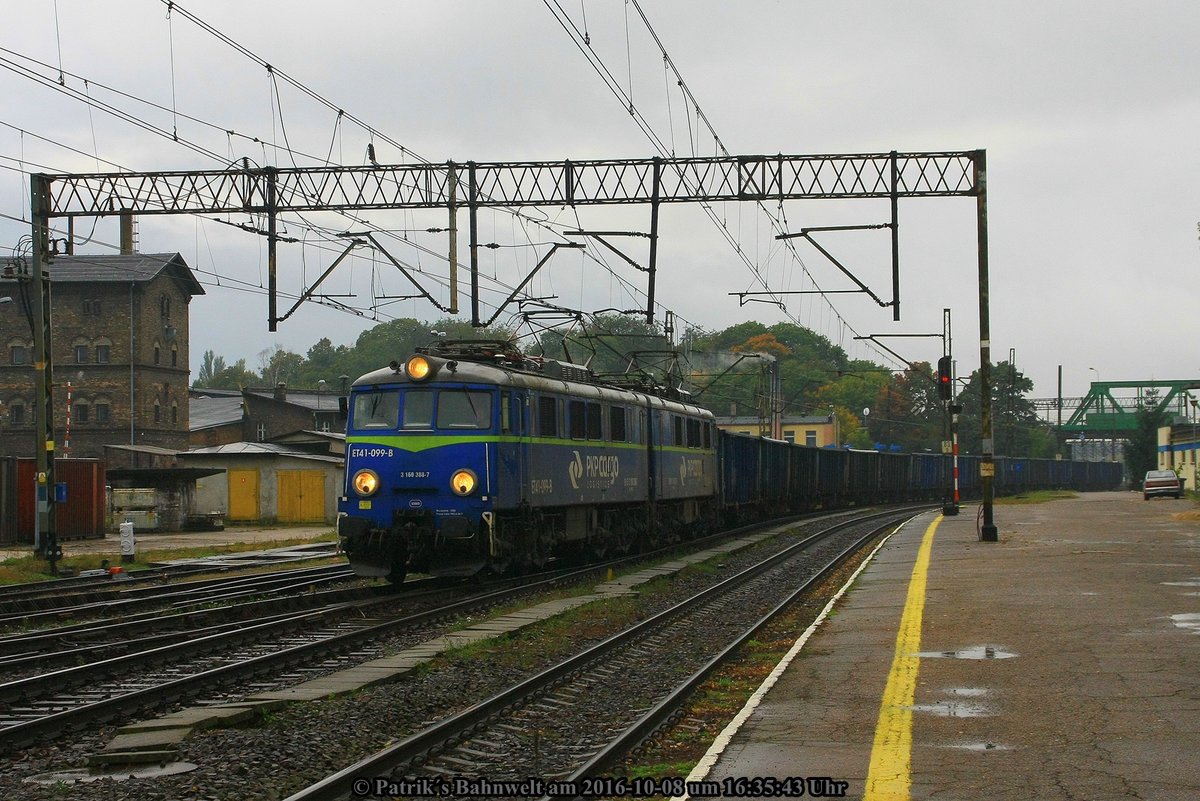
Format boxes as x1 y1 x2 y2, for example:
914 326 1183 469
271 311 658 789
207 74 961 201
337 340 717 582
337 340 1124 582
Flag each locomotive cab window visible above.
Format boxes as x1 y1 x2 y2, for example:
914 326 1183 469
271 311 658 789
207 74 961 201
352 390 400 429
402 390 434 429
438 390 492 429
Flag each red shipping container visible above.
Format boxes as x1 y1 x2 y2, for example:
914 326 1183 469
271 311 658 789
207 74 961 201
8 458 106 544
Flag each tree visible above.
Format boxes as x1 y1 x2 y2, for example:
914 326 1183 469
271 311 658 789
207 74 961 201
1125 390 1167 483
257 345 305 388
954 361 1056 457
194 350 227 388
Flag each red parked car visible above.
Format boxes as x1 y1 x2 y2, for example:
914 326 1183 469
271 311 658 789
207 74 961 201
1143 470 1182 500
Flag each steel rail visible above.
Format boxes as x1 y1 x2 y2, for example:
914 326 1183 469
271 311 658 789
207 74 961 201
0 542 339 605
554 511 923 795
282 507 921 801
0 549 674 753
0 563 354 626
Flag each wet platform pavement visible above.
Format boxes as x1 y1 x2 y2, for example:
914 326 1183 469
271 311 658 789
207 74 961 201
684 492 1200 800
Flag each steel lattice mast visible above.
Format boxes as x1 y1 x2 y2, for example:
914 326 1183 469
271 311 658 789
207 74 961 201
26 148 1000 572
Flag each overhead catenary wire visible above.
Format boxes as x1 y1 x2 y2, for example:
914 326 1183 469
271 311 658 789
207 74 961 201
545 0 910 372
5 4 705 348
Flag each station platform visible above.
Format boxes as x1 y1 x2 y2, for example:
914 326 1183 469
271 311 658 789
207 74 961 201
685 492 1200 800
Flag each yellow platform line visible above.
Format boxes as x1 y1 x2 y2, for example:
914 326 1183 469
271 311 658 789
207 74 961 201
863 516 941 801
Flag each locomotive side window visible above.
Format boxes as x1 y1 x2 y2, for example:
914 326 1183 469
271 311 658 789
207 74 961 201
703 421 712 449
501 394 510 433
438 391 492 429
673 415 684 447
538 395 558 437
569 400 586 439
352 390 400 429
610 406 627 442
402 390 434 429
586 403 603 440
687 418 702 448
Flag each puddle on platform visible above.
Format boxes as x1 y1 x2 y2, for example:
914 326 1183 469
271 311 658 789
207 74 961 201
26 763 198 785
907 701 990 717
945 687 989 697
917 645 1018 660
1162 579 1200 587
1169 613 1200 633
947 742 1013 752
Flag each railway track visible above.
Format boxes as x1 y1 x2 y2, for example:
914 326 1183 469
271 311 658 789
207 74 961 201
284 508 917 801
0 549 661 754
0 559 351 628
0 541 340 611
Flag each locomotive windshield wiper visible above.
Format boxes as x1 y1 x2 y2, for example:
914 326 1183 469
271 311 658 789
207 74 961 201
464 391 481 426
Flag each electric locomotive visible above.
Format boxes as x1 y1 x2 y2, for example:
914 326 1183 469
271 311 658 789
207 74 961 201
337 340 718 582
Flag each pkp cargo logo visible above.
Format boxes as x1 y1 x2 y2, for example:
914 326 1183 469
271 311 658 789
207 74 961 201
568 450 584 490
568 450 620 490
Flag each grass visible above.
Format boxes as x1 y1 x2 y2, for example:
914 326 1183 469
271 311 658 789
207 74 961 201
0 529 339 586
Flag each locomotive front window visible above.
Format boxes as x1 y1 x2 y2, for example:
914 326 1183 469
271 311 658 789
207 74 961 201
403 390 434 429
438 390 492 429
352 390 400 429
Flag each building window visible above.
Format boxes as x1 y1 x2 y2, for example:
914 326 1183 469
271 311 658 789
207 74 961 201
160 294 171 319
74 403 89 424
805 430 818 447
96 343 111 363
257 423 267 442
75 344 89 364
83 298 102 315
153 342 161 365
96 402 110 423
153 399 161 423
784 431 795 444
9 342 27 365
171 343 178 367
9 402 24 425
171 402 178 424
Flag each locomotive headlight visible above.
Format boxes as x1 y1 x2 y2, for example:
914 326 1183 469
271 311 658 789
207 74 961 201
406 355 432 382
450 469 478 496
352 469 380 497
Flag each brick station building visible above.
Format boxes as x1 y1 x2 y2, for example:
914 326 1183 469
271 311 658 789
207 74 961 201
0 252 204 461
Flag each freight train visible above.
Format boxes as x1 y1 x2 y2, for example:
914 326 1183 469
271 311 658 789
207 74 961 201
336 340 1121 582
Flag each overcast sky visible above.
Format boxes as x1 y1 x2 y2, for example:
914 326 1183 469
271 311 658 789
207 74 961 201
2 1 1197 403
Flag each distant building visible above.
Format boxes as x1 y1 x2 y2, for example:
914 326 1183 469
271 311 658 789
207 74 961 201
0 252 204 462
186 385 347 525
1158 423 1199 490
189 384 347 448
715 413 840 447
